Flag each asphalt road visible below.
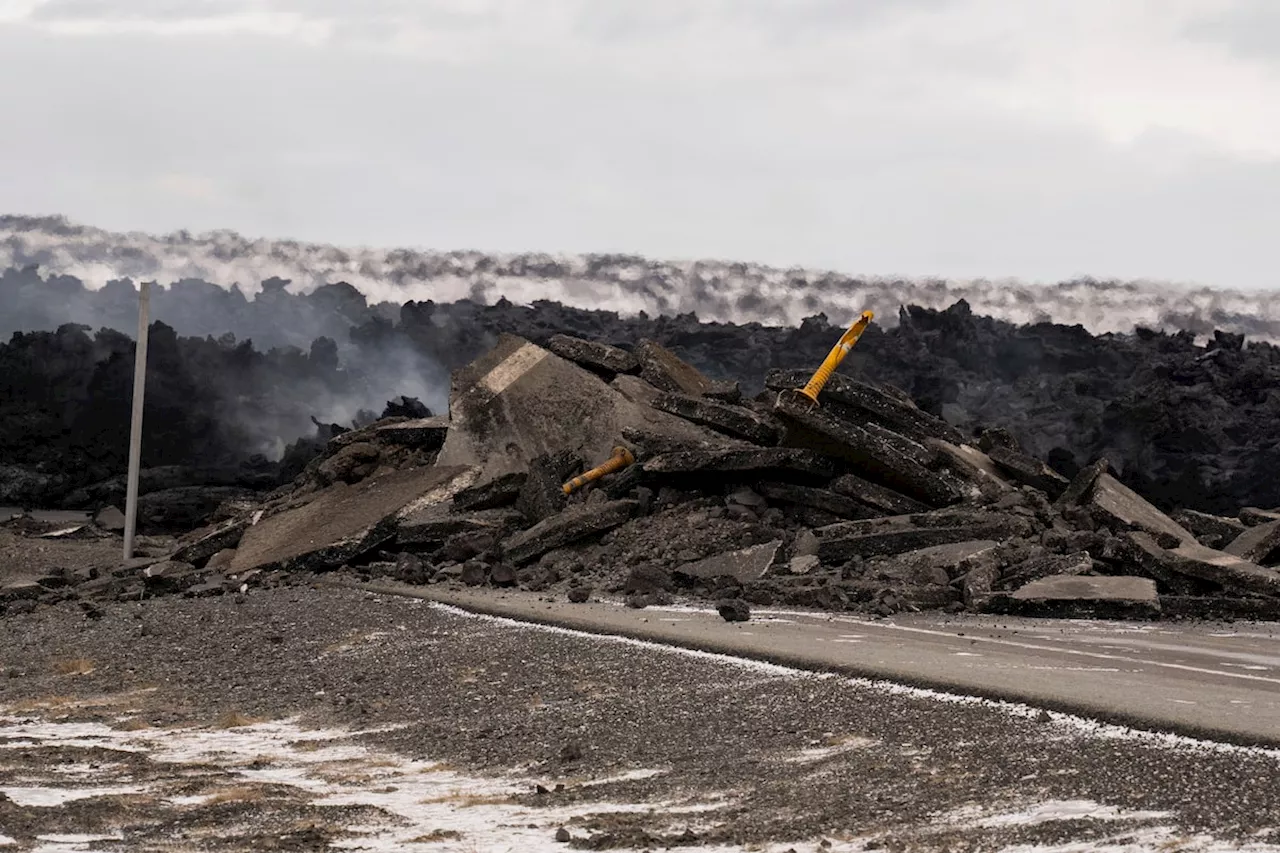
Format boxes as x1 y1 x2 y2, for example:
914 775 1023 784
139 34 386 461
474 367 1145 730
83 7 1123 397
361 582 1280 746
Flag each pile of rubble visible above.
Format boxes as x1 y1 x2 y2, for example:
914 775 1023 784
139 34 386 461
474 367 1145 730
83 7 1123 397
8 332 1280 622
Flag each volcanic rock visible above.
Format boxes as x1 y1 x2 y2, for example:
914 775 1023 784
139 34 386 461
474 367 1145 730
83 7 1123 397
717 598 751 622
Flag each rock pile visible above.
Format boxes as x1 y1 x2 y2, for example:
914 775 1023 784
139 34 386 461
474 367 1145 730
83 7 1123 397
13 331 1278 623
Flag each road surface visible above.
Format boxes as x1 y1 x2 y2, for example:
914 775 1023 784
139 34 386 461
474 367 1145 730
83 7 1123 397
365 583 1280 746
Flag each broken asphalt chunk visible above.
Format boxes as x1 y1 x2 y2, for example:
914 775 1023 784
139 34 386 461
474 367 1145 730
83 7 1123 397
1128 532 1280 598
1172 508 1247 549
1086 474 1196 545
374 416 450 450
774 389 963 506
634 339 712 396
503 500 639 564
987 445 1070 499
675 540 783 584
1054 457 1111 509
756 482 877 519
828 473 930 516
994 576 1160 618
230 466 478 574
650 392 780 445
1224 519 1280 565
546 334 639 377
642 446 835 483
451 472 528 512
765 368 962 444
815 513 1029 563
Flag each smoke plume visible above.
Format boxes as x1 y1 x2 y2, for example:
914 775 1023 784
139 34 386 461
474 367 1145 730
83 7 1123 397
5 214 1280 341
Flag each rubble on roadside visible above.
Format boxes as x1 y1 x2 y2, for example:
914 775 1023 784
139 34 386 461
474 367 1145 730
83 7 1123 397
8 333 1280 623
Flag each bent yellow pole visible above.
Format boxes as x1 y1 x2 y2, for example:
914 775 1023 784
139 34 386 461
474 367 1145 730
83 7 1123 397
798 310 875 404
563 446 635 495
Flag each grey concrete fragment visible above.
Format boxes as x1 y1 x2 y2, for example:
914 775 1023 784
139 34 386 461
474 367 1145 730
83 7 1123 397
503 500 638 564
676 540 783 584
756 482 876 520
610 374 664 407
634 339 713 396
987 446 1070 498
1225 519 1280 564
437 335 715 481
452 472 528 512
961 560 1001 609
788 555 820 575
94 506 125 532
1054 457 1111 509
1007 576 1160 616
546 334 639 376
651 393 779 445
374 416 449 449
774 390 962 506
1128 532 1280 597
231 466 477 573
643 446 835 483
829 474 930 515
1172 508 1247 549
1088 474 1196 545
765 369 963 444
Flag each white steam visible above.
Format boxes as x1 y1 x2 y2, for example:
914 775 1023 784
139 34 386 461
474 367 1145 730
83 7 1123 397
6 214 1280 339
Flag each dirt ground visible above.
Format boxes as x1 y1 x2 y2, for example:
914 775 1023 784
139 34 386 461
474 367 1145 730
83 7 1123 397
2 580 1280 852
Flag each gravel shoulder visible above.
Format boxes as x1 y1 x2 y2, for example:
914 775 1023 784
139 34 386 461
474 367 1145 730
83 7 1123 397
2 585 1280 851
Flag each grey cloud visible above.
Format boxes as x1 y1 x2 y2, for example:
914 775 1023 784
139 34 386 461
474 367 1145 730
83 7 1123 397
1183 0 1280 59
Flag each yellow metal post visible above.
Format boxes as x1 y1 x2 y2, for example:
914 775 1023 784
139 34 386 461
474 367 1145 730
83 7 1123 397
798 310 875 404
562 446 635 495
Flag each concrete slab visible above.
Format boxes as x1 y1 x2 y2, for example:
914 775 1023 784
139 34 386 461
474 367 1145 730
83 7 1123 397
230 465 476 573
675 540 783 584
1088 474 1196 545
436 335 713 482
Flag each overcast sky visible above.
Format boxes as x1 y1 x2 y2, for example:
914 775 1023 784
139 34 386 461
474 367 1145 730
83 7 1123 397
2 0 1279 289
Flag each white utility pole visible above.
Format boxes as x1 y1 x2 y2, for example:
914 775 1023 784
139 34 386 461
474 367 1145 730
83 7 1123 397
123 281 151 560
